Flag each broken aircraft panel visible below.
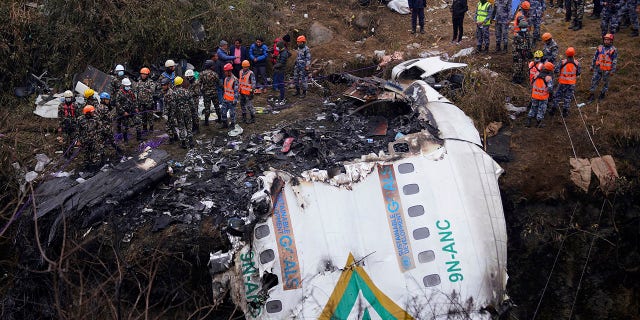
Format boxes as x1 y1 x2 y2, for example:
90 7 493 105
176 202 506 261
212 67 508 319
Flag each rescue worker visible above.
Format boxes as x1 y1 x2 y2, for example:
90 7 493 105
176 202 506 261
199 60 222 125
83 88 99 108
211 52 226 110
601 0 622 35
97 92 121 157
135 67 156 133
114 78 137 142
239 60 256 124
78 105 103 168
589 34 617 102
293 35 311 98
492 0 512 52
527 62 554 128
273 41 291 105
551 47 581 117
57 90 80 149
475 0 493 53
160 78 177 142
529 0 546 46
249 37 270 89
513 1 531 35
110 64 126 96
221 63 239 128
183 69 200 133
529 50 544 84
159 60 176 84
569 0 585 30
541 33 559 64
170 76 194 148
512 20 532 84
620 0 638 36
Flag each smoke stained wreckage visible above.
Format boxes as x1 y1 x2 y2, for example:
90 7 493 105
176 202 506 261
18 59 510 319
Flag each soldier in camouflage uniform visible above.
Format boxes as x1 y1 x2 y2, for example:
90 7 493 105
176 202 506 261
184 69 200 133
160 78 177 143
58 90 80 150
541 33 559 64
199 60 221 125
617 0 639 35
292 35 311 98
492 0 512 52
111 64 126 96
114 78 138 143
135 67 156 134
168 77 194 148
601 0 622 35
96 92 121 158
512 21 532 84
78 105 103 168
529 0 546 46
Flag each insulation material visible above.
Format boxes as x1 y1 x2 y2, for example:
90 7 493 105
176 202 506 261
590 155 618 193
570 158 592 192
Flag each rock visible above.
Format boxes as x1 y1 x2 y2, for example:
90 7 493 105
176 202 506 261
353 13 372 29
308 21 334 46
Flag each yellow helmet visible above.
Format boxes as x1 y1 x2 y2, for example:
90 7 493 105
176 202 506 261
84 88 95 98
533 50 543 59
174 76 184 86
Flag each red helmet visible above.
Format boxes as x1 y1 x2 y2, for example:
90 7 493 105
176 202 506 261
521 1 530 9
223 63 233 71
565 47 575 57
140 67 150 75
544 61 554 71
297 35 307 43
603 33 614 41
83 105 95 115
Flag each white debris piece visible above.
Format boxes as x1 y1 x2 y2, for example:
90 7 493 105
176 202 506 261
25 171 38 182
452 47 475 58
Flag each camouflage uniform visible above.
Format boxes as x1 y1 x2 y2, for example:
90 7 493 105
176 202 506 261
475 0 493 51
570 0 585 29
529 0 546 45
528 71 554 124
185 79 200 132
57 100 80 147
493 0 513 51
163 87 177 141
168 86 194 148
552 58 581 115
110 75 125 96
78 113 103 166
590 43 617 97
601 0 622 35
199 69 221 124
114 87 137 142
512 28 532 84
135 78 157 132
618 0 639 34
293 44 311 95
238 69 256 123
542 39 559 64
95 101 119 157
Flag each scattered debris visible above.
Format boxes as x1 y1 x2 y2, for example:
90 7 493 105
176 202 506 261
451 47 475 59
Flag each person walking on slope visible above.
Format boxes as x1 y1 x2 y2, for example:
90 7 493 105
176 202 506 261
475 0 494 53
526 62 555 128
588 34 617 103
292 35 311 98
239 60 256 124
492 0 512 51
221 63 239 128
409 0 427 34
551 47 581 117
451 0 468 44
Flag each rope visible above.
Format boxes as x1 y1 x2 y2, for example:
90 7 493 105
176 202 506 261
573 94 602 158
556 103 579 160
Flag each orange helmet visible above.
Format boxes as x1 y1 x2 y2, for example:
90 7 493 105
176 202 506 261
241 60 250 67
83 105 95 115
565 47 575 57
140 67 150 75
544 61 554 71
296 35 306 43
521 1 530 9
542 32 552 41
603 33 614 40
223 63 233 71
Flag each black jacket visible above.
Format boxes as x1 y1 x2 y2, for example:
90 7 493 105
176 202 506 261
451 0 468 15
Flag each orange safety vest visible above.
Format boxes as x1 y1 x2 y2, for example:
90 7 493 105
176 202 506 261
223 76 236 101
528 61 542 84
531 76 550 100
239 70 253 95
558 59 579 85
513 11 525 34
595 45 614 71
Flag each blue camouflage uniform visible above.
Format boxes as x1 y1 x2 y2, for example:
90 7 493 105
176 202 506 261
492 0 513 51
530 0 546 44
552 57 581 115
601 0 623 35
590 43 617 98
293 44 311 94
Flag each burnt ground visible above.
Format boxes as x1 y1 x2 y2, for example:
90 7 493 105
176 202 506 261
1 1 640 319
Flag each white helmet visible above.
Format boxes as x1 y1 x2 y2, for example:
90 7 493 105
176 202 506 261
165 59 176 68
121 78 132 86
63 90 73 98
184 69 194 77
115 64 125 72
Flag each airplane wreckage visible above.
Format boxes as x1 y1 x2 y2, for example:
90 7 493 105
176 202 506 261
28 58 510 319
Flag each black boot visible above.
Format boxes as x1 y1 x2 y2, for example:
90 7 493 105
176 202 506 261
249 113 255 124
536 119 545 128
525 117 532 127
632 29 639 37
242 113 248 124
598 91 606 100
301 90 306 98
503 43 508 52
220 120 228 129
293 88 300 96
477 45 482 53
562 109 569 117
204 115 209 126
568 21 576 29
188 137 195 148
181 140 187 149
495 43 501 52
587 93 595 103
573 21 582 31
192 122 199 134
548 106 556 115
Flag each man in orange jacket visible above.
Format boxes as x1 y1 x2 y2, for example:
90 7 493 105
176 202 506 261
588 33 617 102
527 62 554 128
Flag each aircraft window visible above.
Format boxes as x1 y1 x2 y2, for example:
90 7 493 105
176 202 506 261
418 250 435 263
413 227 430 240
403 184 419 195
260 249 275 264
255 224 270 239
398 163 414 174
266 300 283 313
423 274 441 287
408 205 425 217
